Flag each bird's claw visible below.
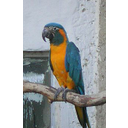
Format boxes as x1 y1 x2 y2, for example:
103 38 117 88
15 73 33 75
54 87 64 100
62 88 75 102
62 91 67 102
54 87 76 102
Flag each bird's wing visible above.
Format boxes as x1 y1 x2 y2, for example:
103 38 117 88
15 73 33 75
49 50 54 71
65 42 91 128
65 42 84 93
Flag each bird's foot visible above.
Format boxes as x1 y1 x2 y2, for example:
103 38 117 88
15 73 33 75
54 87 65 100
62 88 76 102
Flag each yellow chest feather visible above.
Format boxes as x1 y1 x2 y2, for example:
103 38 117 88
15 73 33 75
50 42 75 89
50 42 67 76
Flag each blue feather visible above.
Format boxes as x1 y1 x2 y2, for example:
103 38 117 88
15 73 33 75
65 42 91 128
65 42 84 92
45 22 64 29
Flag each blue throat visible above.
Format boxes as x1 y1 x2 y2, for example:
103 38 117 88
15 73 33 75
50 31 69 46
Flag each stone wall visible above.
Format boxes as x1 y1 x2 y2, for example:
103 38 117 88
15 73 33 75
96 0 106 127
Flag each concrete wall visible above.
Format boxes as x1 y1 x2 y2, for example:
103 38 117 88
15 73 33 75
96 0 106 127
23 0 106 128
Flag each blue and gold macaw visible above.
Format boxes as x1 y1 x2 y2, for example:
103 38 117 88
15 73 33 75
42 23 91 128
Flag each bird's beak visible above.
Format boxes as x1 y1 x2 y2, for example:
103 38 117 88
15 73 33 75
42 27 54 42
42 28 49 42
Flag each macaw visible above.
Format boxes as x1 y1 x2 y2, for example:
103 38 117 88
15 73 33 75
42 23 91 128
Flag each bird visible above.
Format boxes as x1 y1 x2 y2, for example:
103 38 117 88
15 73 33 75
42 22 91 128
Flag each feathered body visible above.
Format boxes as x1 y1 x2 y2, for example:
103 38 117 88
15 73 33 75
42 23 91 128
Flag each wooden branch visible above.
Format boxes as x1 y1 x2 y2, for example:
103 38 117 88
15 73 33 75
23 81 106 107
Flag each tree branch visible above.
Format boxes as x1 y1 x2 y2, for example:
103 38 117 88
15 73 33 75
23 81 106 107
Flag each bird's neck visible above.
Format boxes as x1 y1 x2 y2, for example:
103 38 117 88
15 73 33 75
50 41 67 54
50 29 69 53
50 29 69 46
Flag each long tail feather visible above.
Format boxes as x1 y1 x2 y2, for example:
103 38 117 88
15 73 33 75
84 107 91 128
75 106 91 128
75 85 91 128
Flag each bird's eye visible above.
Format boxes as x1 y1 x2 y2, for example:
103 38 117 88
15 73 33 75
53 27 56 30
53 27 57 31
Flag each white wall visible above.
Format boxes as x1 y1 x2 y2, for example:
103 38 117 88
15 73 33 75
24 0 105 128
23 0 82 51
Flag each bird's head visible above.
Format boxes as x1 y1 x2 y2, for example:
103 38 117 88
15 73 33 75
42 23 68 45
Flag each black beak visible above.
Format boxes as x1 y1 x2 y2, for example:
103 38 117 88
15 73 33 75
42 28 54 42
42 28 48 42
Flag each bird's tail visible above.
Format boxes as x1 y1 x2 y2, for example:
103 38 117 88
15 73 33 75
75 84 91 128
75 106 91 128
